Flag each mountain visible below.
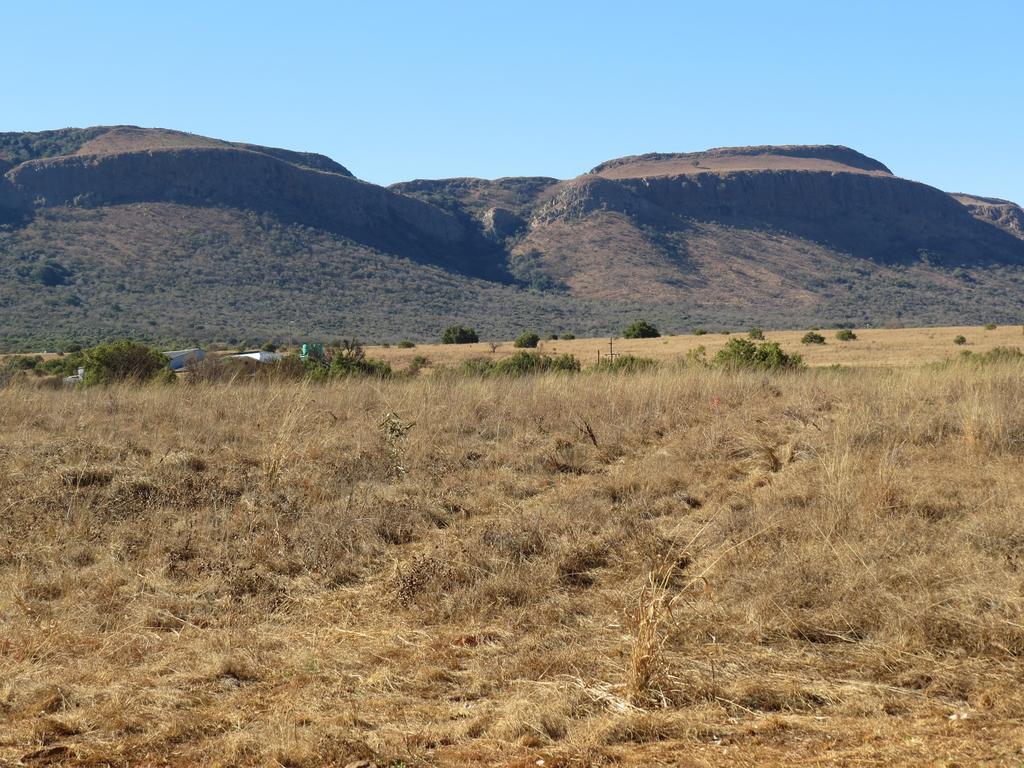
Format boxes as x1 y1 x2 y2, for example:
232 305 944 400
2 126 1023 349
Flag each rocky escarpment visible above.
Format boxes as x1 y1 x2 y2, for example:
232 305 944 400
0 160 27 223
954 194 1024 240
533 170 1024 265
1 146 504 278
391 177 557 218
229 143 352 176
390 177 556 246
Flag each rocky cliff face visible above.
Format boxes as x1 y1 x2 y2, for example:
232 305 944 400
391 176 558 218
532 169 1024 265
1 145 503 277
954 195 1024 240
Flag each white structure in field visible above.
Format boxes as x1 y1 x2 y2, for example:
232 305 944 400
228 351 284 363
163 348 206 371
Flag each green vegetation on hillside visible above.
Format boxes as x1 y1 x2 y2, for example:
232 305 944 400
0 127 111 163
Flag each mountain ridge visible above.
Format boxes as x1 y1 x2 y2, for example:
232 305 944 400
1 126 1023 349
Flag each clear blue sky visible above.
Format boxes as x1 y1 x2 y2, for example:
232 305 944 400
5 1 1022 202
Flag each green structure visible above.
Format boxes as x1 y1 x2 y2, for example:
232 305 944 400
300 343 324 361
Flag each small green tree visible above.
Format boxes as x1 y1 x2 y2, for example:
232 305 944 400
748 327 765 340
713 338 803 370
397 340 415 348
835 329 857 341
954 335 967 345
623 320 660 339
441 325 479 344
801 331 826 345
984 323 997 331
560 332 576 340
83 341 169 385
514 331 541 348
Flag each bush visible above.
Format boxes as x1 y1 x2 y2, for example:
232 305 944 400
514 332 541 349
397 340 415 348
327 341 391 379
984 323 997 331
560 332 575 340
457 357 497 376
748 327 765 340
261 342 278 352
957 346 1024 365
592 354 660 373
37 352 85 377
454 352 580 377
835 329 858 341
30 260 72 287
83 341 170 385
442 325 479 344
622 320 660 339
954 335 967 345
693 328 708 336
496 351 580 376
406 355 430 375
801 331 826 345
713 338 803 370
683 345 708 367
6 355 42 371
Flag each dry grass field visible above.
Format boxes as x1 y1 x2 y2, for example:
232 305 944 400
3 361 1024 766
366 324 1024 371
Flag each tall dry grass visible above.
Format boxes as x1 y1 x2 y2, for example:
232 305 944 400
2 364 1024 765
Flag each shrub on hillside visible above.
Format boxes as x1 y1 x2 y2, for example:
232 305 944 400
693 327 708 336
514 332 541 349
954 335 967 345
835 329 858 341
713 338 803 370
622 320 660 339
801 331 826 345
442 325 479 344
560 332 575 340
592 354 660 373
984 323 997 331
748 327 765 340
397 340 416 348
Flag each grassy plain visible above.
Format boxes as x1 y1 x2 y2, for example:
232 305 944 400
366 323 1024 370
2 358 1024 766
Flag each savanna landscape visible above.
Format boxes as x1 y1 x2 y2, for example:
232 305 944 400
3 327 1024 766
4 8 1024 764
